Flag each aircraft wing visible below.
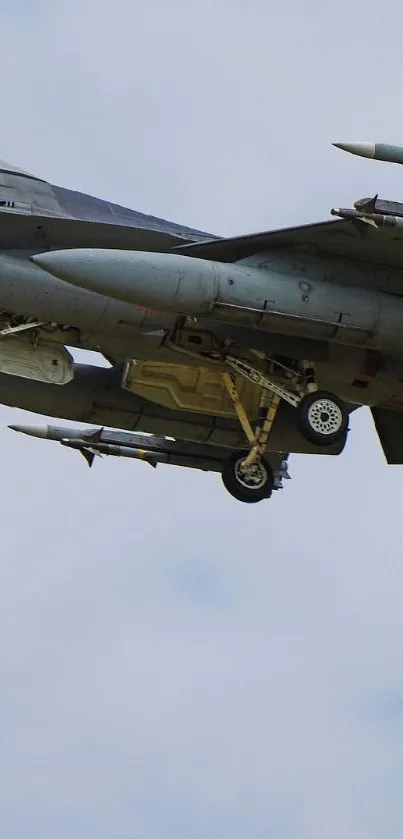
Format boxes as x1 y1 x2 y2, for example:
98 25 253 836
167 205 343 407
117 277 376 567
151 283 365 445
0 158 214 251
0 212 197 252
173 216 403 275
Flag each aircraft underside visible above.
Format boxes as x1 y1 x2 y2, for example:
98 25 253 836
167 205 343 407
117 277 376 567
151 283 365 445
1 251 402 502
2 147 403 501
0 304 353 503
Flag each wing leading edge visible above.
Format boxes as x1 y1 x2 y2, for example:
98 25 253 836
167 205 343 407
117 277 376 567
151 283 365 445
173 216 403 272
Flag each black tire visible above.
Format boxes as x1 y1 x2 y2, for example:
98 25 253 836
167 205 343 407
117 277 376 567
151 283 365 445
221 451 274 503
297 390 348 447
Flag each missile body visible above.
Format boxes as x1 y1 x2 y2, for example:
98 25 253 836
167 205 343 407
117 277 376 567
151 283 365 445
8 424 172 466
32 248 403 350
7 424 241 473
8 424 163 467
7 423 203 467
334 142 403 165
8 423 229 463
331 207 403 230
8 422 291 484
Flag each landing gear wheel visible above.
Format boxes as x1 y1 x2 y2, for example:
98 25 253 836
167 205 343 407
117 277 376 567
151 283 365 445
221 451 274 503
297 390 348 447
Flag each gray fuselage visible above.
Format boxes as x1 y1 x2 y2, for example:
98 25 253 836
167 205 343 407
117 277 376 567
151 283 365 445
0 160 402 413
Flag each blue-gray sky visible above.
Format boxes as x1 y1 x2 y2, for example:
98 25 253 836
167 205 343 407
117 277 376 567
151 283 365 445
2 2 403 837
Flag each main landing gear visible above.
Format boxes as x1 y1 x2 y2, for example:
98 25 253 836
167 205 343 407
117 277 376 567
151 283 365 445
297 390 347 447
220 357 348 504
222 451 275 504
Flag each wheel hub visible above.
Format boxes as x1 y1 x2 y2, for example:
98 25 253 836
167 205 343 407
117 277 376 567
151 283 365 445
235 458 268 490
307 398 343 435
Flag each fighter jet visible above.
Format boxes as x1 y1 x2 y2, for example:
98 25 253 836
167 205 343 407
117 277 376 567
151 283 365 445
2 143 403 502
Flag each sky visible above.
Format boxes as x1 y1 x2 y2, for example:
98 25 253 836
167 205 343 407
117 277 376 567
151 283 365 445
2 1 403 837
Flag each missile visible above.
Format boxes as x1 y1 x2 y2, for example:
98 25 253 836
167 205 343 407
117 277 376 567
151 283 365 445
9 422 291 485
8 424 160 466
333 142 403 165
8 424 223 471
330 207 403 229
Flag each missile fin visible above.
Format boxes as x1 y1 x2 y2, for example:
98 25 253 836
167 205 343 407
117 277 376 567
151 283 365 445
354 194 378 214
78 446 96 467
60 438 102 467
145 457 158 468
83 427 104 445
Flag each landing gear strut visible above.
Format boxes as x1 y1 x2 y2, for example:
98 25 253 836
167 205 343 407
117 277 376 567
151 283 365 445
220 371 279 504
219 356 348 503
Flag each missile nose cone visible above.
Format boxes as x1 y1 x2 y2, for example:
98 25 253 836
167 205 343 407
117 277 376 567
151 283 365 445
8 424 48 438
333 142 376 159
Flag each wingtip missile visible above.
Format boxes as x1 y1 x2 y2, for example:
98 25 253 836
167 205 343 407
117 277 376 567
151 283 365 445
333 142 403 165
333 142 376 159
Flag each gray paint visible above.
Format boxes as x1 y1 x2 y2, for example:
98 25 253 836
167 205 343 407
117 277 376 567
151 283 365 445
0 163 402 465
4 3 403 838
31 247 403 350
0 162 214 240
